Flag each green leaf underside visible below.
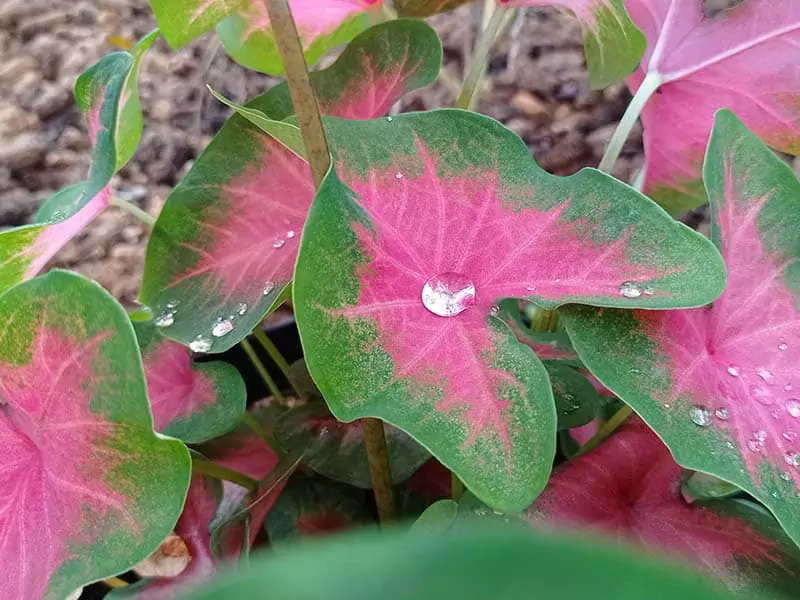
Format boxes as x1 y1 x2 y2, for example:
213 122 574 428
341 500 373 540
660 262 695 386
393 0 474 17
135 320 246 444
180 527 742 600
562 111 800 546
0 271 189 599
139 20 441 353
294 109 725 512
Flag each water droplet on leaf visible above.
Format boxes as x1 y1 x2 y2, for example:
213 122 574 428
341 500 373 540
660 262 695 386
211 318 234 338
190 336 213 353
166 300 180 309
779 342 789 351
643 286 655 296
155 312 175 328
263 282 275 296
781 471 792 482
787 399 800 418
619 281 642 298
272 239 285 249
395 173 403 180
727 366 740 377
757 368 774 383
386 116 393 122
421 272 476 317
236 303 248 316
689 406 713 427
783 431 797 442
785 452 800 467
715 408 729 420
754 430 767 442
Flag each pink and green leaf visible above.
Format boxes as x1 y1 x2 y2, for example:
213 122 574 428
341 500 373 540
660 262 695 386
150 0 381 75
0 270 190 600
293 109 725 512
274 401 431 488
625 0 800 213
264 474 369 544
139 20 441 353
526 421 800 597
500 0 646 88
0 34 155 295
134 320 246 444
563 110 800 545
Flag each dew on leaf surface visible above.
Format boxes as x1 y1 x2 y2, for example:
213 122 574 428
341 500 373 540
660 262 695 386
272 239 286 249
619 281 642 298
689 406 713 427
787 399 800 418
757 368 774 383
779 342 789 351
784 452 800 468
421 273 476 317
236 303 248 316
166 300 180 309
154 312 175 328
727 366 740 377
715 408 729 420
783 431 797 442
211 318 234 338
190 336 213 353
263 282 275 296
780 471 792 482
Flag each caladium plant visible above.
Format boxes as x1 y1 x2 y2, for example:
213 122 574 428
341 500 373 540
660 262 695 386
564 110 800 544
8 0 800 595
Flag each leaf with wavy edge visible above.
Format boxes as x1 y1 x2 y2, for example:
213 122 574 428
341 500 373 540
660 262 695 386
135 320 246 444
563 110 800 545
150 0 381 74
0 32 157 295
140 20 441 353
293 109 725 512
501 0 645 88
625 0 800 213
0 271 190 599
526 421 800 597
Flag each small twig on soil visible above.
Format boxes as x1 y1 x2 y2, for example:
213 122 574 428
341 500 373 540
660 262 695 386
263 0 330 187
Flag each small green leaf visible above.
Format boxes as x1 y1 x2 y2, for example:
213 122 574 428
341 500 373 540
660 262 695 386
410 499 459 534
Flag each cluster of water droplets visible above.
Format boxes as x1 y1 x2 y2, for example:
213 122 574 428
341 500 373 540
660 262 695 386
271 229 296 250
618 281 655 299
151 282 276 353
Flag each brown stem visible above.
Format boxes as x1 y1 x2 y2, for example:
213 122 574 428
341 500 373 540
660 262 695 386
362 417 396 523
263 0 331 187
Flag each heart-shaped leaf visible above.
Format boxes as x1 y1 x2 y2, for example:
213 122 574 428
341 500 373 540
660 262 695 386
135 320 246 444
563 110 800 545
140 20 441 353
265 473 369 543
0 33 156 295
626 0 800 213
0 271 190 599
293 109 725 512
526 421 800 597
501 0 646 88
150 0 380 74
274 401 431 488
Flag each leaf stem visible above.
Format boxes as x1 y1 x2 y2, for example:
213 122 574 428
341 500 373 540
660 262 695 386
253 328 298 396
192 457 259 492
362 417 396 523
597 71 662 174
242 412 280 451
457 7 516 110
104 577 128 589
451 473 465 501
263 0 331 187
576 404 634 456
109 195 156 226
241 338 286 404
530 306 559 333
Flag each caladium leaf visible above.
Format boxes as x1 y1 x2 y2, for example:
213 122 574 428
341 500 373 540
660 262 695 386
563 110 800 545
682 472 742 503
265 473 369 543
625 0 800 213
526 422 800 597
410 499 459 534
0 270 190 599
393 0 474 16
150 0 380 74
496 299 578 362
544 362 601 430
500 0 645 88
140 20 441 353
0 34 156 294
134 320 246 444
274 402 431 488
293 109 725 512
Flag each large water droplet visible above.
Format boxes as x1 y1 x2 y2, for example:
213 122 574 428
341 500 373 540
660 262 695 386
155 312 175 328
619 281 642 298
421 272 476 317
689 406 713 427
212 318 234 338
715 408 730 421
236 303 248 316
190 336 213 353
787 399 800 418
727 366 740 377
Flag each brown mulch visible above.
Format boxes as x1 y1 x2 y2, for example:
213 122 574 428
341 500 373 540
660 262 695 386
0 1 642 306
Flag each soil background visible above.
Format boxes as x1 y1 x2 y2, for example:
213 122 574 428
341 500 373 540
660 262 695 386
0 0 646 306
